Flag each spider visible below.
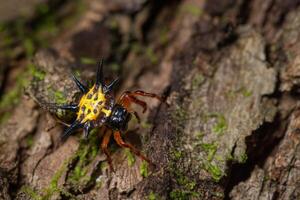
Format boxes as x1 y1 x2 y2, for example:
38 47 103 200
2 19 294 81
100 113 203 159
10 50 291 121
54 60 162 172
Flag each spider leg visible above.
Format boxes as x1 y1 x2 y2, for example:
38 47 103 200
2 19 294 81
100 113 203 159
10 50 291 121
118 92 148 113
72 75 88 93
132 90 163 102
96 59 104 89
56 104 78 112
114 94 141 122
118 90 163 113
83 121 94 139
101 129 114 172
105 77 119 93
54 117 71 127
113 131 151 164
61 120 81 139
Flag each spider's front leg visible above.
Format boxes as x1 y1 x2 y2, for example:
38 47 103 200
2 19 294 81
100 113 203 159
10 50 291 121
118 90 163 113
113 131 152 164
101 128 115 172
113 90 162 165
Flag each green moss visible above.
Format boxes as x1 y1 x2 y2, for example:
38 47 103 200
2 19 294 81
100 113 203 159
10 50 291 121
168 150 201 199
148 191 158 200
226 153 234 161
215 155 224 162
26 134 34 147
132 42 143 54
40 158 76 200
1 1 86 196
0 65 33 123
225 89 236 99
140 160 149 178
173 105 188 122
173 170 196 191
2 33 13 45
226 86 252 99
202 161 223 182
0 112 11 125
170 189 200 200
145 47 158 65
141 121 152 129
179 179 196 191
213 116 227 135
0 70 29 109
47 87 68 105
80 57 97 65
173 151 183 160
109 63 120 72
50 165 65 189
100 162 108 171
54 90 67 104
59 189 76 199
36 3 49 14
242 88 252 97
125 149 135 167
73 70 81 77
238 152 248 163
213 192 224 198
168 114 202 198
62 1 86 28
192 73 205 89
21 186 42 200
0 0 84 60
201 142 217 162
69 144 89 183
107 18 118 29
209 113 227 136
28 63 46 80
159 27 169 45
194 131 204 140
91 144 98 159
181 4 203 17
68 129 100 184
23 38 35 57
196 136 225 181
0 87 20 108
73 165 87 181
263 174 270 182
168 167 201 199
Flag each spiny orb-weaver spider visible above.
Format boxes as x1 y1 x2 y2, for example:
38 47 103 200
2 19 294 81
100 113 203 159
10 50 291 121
55 60 162 172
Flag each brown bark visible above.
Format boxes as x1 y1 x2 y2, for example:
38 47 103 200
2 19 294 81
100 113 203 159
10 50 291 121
1 0 300 199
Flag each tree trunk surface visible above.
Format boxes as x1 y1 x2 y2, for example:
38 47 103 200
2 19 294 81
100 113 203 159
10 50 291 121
1 0 300 199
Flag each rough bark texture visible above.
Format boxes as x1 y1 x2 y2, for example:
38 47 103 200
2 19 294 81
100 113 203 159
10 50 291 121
1 0 300 199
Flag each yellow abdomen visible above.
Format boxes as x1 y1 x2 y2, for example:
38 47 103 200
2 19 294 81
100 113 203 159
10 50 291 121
76 85 112 123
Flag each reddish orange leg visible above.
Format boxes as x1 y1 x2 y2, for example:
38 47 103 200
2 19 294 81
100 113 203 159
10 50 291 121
119 92 147 113
118 90 162 113
101 129 114 172
133 90 163 102
113 131 152 164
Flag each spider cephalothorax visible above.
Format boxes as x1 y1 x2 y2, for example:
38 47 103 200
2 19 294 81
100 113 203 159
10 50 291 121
55 60 162 171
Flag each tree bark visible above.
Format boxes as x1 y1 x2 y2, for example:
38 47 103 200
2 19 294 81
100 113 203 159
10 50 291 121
1 0 300 199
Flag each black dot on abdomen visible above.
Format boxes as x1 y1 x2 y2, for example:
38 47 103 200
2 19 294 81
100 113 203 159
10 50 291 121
87 94 93 99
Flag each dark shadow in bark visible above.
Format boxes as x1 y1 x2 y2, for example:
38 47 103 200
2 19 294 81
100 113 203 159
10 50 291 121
224 113 287 199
